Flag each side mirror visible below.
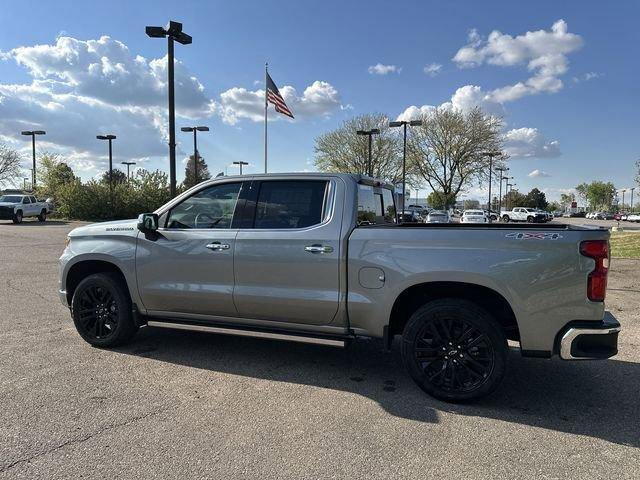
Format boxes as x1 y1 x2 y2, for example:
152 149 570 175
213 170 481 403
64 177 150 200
137 213 159 233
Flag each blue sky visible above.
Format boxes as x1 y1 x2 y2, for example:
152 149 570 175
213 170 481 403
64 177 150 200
1 0 638 201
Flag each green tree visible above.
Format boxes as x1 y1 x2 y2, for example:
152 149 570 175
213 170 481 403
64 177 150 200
101 168 128 185
314 113 404 183
0 143 22 188
524 188 548 209
559 192 575 209
427 191 456 210
463 199 480 209
407 107 506 199
576 181 616 210
502 190 527 211
36 153 77 198
548 201 561 212
183 154 211 189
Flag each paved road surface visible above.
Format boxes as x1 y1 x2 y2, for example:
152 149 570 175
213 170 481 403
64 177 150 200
1 219 639 479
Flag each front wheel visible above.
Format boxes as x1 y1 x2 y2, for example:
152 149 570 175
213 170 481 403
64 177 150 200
526 216 534 223
12 210 23 224
401 299 508 402
71 273 138 347
38 209 47 222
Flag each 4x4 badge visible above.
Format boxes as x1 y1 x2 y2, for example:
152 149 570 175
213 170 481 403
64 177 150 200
505 232 563 240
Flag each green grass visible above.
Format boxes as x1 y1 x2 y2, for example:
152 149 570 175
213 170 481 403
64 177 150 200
610 232 640 259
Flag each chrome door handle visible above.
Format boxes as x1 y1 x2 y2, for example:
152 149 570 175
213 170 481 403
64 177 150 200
205 242 230 251
305 244 334 254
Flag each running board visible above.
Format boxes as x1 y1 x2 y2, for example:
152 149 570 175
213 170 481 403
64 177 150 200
146 320 350 348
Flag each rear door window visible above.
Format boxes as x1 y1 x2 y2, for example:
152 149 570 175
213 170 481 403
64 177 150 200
358 184 396 225
252 180 328 229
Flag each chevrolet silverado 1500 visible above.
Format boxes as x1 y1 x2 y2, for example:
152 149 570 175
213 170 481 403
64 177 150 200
59 173 620 401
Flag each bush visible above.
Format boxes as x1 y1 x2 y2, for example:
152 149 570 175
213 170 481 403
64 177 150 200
56 169 174 221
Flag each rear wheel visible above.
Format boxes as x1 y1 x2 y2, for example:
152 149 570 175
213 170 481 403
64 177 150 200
502 215 510 223
71 273 138 347
401 299 508 402
12 210 23 224
38 209 47 222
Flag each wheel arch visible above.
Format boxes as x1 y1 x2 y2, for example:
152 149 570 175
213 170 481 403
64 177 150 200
65 259 129 306
387 281 519 348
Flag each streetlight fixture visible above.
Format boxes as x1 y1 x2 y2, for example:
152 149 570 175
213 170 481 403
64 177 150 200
232 161 249 175
146 20 192 198
482 151 502 222
181 126 209 185
121 161 136 180
389 120 422 213
21 130 46 188
356 128 380 177
96 135 117 190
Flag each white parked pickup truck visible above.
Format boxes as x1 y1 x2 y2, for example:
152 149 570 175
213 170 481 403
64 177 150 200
501 207 547 223
0 194 51 223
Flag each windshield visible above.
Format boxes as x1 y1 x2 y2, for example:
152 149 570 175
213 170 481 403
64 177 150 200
465 211 484 216
0 195 22 203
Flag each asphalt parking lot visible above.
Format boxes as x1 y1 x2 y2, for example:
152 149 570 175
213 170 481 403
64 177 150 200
1 219 639 479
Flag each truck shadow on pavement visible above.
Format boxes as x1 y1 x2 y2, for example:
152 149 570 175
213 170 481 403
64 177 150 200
117 327 639 448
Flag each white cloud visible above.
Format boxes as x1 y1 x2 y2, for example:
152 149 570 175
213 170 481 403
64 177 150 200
528 169 551 178
504 127 561 159
423 63 442 77
452 20 582 101
216 80 341 125
368 63 401 75
572 72 602 83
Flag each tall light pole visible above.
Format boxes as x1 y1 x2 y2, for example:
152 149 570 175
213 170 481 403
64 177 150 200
631 187 636 213
356 128 380 177
146 21 192 198
181 126 209 186
21 130 46 188
495 166 508 216
23 178 29 191
389 120 422 213
121 161 136 179
233 161 249 175
96 135 116 189
482 151 502 222
621 189 626 212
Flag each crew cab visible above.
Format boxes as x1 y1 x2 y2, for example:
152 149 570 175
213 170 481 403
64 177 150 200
501 207 547 223
0 194 51 223
59 174 620 402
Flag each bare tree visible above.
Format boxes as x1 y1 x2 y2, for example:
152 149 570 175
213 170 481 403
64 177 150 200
314 113 404 184
0 144 22 188
407 107 506 198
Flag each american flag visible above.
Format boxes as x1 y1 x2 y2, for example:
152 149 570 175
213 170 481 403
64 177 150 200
266 72 294 119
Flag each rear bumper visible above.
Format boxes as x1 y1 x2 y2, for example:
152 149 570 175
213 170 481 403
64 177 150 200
559 312 620 360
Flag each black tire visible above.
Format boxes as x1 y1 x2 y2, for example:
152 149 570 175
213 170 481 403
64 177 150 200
12 210 23 224
502 215 510 223
38 209 47 222
401 298 508 403
526 216 534 223
71 272 138 347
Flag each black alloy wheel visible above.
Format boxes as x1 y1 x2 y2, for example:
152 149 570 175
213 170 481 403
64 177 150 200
402 299 507 402
71 273 137 347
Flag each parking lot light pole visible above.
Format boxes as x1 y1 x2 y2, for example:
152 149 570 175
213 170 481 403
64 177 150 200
121 161 136 180
233 161 249 175
389 120 422 213
146 21 192 198
631 187 636 213
482 151 501 222
96 135 116 190
356 129 380 177
181 126 209 185
495 167 508 217
21 130 46 188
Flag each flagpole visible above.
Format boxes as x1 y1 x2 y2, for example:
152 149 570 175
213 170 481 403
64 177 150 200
264 62 268 174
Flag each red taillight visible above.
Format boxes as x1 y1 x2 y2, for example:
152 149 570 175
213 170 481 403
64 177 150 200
580 240 609 302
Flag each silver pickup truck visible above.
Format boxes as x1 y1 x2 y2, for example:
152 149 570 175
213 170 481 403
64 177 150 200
59 173 620 402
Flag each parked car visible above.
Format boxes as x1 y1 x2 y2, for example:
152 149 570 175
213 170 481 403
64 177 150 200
484 210 499 221
627 213 640 222
461 209 488 223
501 207 546 223
0 194 51 223
59 173 620 403
426 210 451 223
399 210 422 223
569 211 586 218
